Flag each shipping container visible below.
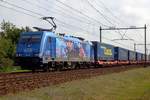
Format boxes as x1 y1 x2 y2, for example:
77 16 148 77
114 47 128 60
136 52 142 61
82 41 94 61
92 41 114 61
128 50 136 60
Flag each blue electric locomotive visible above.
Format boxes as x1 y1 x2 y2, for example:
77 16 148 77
16 31 93 70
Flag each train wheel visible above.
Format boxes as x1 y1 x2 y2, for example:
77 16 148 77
31 68 35 72
30 65 37 72
75 62 80 69
86 62 91 69
43 64 48 72
55 64 63 71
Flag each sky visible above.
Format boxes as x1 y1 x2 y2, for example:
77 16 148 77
0 0 150 53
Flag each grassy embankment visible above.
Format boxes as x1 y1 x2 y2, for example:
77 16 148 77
0 66 30 73
0 67 150 100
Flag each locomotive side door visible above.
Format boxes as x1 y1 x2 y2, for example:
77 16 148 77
44 37 56 62
48 37 56 60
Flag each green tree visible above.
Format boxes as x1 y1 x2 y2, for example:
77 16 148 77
0 38 14 67
0 20 32 67
1 20 32 44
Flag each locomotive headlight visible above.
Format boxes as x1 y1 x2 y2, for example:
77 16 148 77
34 53 39 56
16 54 19 57
16 53 21 57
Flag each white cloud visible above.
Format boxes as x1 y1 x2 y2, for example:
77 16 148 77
0 0 149 53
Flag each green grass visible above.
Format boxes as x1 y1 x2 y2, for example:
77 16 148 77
0 66 31 73
0 67 150 100
7 69 31 73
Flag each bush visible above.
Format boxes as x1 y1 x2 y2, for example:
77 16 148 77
0 20 32 72
0 58 14 67
0 58 14 72
0 38 15 58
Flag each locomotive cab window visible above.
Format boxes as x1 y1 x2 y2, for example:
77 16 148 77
20 35 41 43
31 35 41 43
20 35 31 43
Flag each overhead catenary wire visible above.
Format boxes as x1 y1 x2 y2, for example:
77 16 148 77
0 1 90 33
0 3 41 19
0 2 130 49
54 0 110 27
94 0 127 26
36 0 95 24
0 0 140 50
31 0 107 31
23 0 106 32
80 0 137 43
1 0 44 17
35 1 150 52
86 0 119 26
102 36 134 50
29 0 139 45
84 0 135 42
22 0 92 25
87 0 144 44
56 19 90 33
86 0 138 43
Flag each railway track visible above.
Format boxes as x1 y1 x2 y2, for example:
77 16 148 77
0 65 148 96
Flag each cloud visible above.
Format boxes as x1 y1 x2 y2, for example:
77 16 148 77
0 0 149 52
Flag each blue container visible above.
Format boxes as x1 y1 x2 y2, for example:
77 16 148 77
128 50 136 60
136 52 142 61
92 41 114 61
114 47 128 60
141 54 145 60
82 41 94 61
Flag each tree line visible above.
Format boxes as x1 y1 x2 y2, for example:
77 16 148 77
0 20 32 68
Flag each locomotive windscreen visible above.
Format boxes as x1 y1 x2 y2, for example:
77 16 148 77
20 35 42 44
16 33 43 57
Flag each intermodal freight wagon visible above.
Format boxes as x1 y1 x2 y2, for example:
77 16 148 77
136 52 142 64
92 41 115 65
128 50 136 64
114 47 129 64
